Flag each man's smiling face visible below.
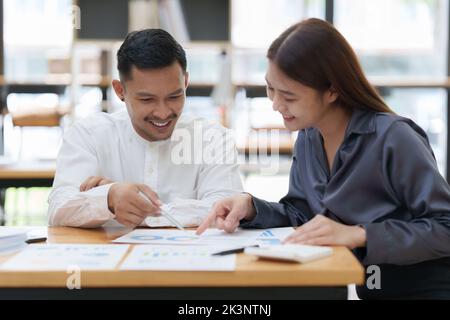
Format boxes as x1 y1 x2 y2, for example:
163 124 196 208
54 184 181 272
114 62 188 142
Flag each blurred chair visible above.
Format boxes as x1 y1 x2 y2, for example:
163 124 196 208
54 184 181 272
6 104 66 226
11 106 68 159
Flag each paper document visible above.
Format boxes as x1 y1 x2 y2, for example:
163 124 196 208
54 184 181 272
0 227 28 254
120 245 236 271
112 227 294 247
0 244 129 271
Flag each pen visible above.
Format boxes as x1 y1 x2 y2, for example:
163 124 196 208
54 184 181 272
25 237 47 244
212 245 259 256
159 205 185 231
138 191 185 230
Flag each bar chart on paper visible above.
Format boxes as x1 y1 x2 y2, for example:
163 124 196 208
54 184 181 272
119 245 236 271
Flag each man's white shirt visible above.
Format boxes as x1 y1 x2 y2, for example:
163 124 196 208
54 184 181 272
48 108 243 228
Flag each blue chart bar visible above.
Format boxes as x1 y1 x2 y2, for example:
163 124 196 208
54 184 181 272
260 230 275 237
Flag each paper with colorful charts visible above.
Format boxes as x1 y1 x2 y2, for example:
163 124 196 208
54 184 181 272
120 245 236 271
112 227 295 247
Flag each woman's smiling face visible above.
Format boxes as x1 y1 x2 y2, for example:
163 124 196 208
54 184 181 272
265 61 335 132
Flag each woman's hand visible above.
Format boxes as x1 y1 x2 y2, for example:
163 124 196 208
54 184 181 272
284 215 366 249
196 193 257 235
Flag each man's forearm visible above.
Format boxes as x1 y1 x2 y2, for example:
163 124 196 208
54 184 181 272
48 184 115 228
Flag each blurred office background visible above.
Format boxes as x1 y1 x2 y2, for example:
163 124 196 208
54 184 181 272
0 0 449 226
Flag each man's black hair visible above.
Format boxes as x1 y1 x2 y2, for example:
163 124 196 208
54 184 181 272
117 29 187 80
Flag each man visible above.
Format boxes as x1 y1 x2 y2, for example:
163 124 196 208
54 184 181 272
48 29 243 228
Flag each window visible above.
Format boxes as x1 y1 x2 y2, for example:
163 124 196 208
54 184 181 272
231 0 325 84
4 0 73 81
334 0 449 77
232 0 324 48
383 89 447 175
335 0 449 176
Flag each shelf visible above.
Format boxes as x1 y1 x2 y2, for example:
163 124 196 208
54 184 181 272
235 77 450 90
237 142 294 155
4 76 447 92
11 112 63 127
188 82 216 88
237 130 295 156
369 76 450 89
0 160 55 180
0 75 111 88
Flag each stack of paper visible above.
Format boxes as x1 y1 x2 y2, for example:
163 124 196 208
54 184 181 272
1 244 129 271
0 228 28 254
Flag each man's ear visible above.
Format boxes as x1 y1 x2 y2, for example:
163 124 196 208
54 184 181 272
184 71 189 90
112 79 125 101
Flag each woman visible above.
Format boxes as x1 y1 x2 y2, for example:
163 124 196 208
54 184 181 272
196 18 450 299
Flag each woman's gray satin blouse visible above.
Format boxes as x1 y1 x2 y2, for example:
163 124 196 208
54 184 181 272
241 108 450 266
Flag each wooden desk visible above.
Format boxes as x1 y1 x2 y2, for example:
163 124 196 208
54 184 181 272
0 226 364 300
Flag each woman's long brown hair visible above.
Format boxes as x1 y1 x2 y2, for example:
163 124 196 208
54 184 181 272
267 18 393 113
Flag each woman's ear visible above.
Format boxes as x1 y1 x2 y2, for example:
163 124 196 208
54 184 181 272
327 86 339 104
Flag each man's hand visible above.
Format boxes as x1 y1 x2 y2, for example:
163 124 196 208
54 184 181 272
108 183 162 228
196 193 257 235
283 215 366 249
80 176 114 192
